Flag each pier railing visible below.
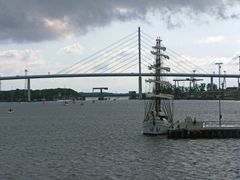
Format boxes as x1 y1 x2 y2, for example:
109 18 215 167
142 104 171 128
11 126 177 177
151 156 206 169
203 121 240 128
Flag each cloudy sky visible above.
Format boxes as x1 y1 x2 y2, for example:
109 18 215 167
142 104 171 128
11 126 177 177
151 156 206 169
1 0 240 92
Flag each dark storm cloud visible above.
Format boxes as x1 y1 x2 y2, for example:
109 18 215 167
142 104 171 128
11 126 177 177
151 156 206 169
0 0 238 42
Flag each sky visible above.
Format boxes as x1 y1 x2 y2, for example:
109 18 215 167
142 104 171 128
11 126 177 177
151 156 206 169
1 0 240 92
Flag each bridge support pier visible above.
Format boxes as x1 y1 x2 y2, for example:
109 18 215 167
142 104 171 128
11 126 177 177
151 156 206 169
138 76 142 99
210 76 213 90
27 78 31 102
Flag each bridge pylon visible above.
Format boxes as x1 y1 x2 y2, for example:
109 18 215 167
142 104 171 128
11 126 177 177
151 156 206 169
138 27 142 99
27 78 31 102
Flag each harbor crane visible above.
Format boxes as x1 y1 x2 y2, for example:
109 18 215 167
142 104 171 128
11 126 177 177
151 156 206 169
173 77 203 89
92 87 108 100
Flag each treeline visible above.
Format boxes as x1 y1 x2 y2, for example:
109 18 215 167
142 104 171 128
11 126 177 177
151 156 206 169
0 82 239 102
0 88 80 102
160 83 239 100
0 88 129 102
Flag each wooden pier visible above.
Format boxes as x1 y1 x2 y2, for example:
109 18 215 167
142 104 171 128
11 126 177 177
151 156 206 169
168 127 240 139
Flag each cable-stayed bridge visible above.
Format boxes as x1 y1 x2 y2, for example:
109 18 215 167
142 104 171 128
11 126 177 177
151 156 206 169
1 27 240 101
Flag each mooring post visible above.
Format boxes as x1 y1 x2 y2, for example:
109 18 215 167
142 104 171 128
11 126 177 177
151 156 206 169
138 27 142 99
27 78 31 102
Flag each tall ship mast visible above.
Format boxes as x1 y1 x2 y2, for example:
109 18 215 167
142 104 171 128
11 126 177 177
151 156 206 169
143 37 174 135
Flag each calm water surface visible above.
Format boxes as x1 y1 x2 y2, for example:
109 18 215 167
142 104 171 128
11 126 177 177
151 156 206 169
1 100 240 180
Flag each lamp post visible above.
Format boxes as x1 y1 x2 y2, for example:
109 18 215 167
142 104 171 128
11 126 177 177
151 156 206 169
215 63 223 127
24 69 28 90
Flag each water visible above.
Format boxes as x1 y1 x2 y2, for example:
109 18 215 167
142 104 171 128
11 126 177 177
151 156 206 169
1 100 240 179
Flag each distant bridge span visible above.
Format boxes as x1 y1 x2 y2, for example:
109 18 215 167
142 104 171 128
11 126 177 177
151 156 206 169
1 73 240 102
1 73 240 81
2 28 240 101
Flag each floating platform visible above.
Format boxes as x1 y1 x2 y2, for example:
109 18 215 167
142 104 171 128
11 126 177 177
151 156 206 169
168 127 240 139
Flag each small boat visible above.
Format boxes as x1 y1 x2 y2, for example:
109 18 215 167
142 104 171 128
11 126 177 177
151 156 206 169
8 108 14 114
143 37 174 135
64 101 69 106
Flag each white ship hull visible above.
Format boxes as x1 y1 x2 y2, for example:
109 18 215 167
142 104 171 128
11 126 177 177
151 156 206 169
143 119 171 135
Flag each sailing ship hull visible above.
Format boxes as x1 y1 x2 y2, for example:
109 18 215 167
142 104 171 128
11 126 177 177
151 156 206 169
143 119 171 135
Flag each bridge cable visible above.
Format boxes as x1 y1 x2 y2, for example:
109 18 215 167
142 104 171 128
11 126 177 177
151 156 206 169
88 52 138 73
108 55 138 73
76 42 138 73
57 31 137 74
166 48 208 73
119 61 139 73
64 36 138 74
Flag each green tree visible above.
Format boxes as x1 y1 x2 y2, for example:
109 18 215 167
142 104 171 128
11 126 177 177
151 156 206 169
199 83 206 92
207 83 217 91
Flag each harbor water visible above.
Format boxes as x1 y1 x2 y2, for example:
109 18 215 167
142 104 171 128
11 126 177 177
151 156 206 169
0 100 240 179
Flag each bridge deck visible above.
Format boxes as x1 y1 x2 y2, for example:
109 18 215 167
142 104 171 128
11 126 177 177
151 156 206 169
1 73 240 80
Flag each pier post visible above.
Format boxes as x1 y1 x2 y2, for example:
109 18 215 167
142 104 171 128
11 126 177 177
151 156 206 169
138 27 142 99
27 78 31 102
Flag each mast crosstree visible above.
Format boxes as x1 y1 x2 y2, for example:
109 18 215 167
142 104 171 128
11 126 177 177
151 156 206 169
150 38 170 116
143 37 173 135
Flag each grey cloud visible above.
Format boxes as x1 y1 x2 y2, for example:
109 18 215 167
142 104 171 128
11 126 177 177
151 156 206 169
0 0 239 43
